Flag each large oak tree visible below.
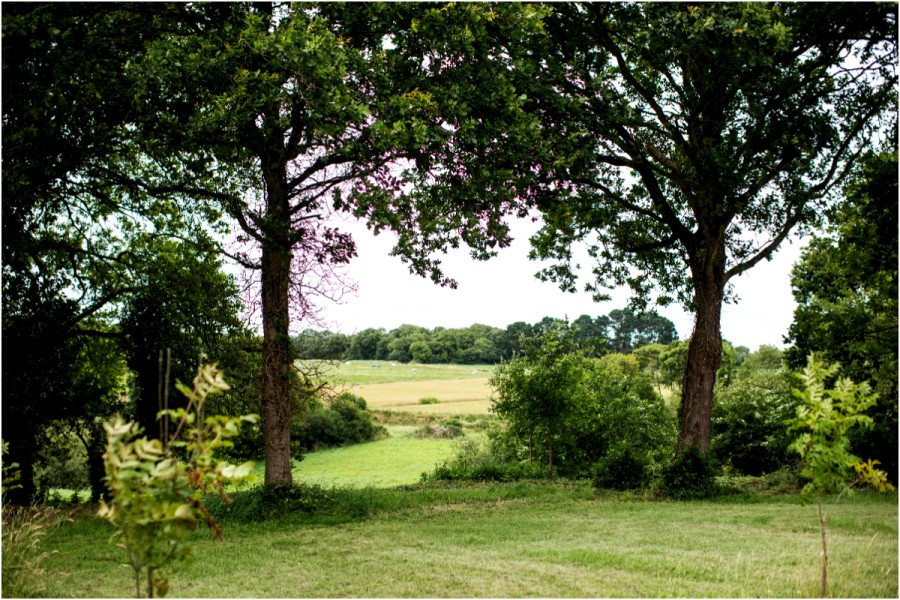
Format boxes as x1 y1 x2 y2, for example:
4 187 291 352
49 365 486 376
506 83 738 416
130 3 546 485
515 3 896 452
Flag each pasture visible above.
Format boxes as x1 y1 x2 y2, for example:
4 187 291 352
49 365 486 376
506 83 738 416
291 426 456 487
28 361 900 598
38 484 898 598
313 360 496 414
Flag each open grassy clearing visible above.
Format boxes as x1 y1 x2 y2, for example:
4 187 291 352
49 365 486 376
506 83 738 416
353 378 493 414
306 360 495 386
39 485 897 598
291 426 456 487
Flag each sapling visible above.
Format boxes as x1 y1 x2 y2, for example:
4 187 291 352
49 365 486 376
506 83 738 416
99 364 257 598
789 353 894 598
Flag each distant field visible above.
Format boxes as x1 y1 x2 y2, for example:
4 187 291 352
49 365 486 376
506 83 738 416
303 360 496 414
304 360 495 386
352 378 493 414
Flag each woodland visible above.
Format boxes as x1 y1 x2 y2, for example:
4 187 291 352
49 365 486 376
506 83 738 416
2 3 897 598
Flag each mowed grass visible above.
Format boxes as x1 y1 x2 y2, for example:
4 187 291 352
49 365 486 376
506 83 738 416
291 426 456 487
40 486 897 598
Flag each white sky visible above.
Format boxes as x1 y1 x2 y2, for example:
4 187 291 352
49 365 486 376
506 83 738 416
309 214 806 352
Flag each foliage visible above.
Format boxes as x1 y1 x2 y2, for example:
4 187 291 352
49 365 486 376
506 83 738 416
2 4 234 500
661 446 719 500
490 329 675 483
711 362 801 476
789 354 891 498
490 322 589 472
97 365 257 598
591 447 650 491
2 441 64 598
33 430 90 496
786 148 899 482
519 2 897 453
422 437 550 483
292 392 385 453
563 354 676 479
300 310 678 365
788 353 894 598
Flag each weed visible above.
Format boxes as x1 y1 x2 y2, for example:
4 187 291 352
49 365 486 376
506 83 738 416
1 504 64 597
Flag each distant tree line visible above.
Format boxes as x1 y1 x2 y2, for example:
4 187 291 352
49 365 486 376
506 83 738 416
291 308 679 364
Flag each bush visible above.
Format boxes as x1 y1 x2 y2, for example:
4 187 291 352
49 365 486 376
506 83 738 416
292 392 385 453
711 369 800 475
422 437 550 483
661 446 719 499
555 355 676 478
419 396 440 405
592 448 649 491
33 430 89 496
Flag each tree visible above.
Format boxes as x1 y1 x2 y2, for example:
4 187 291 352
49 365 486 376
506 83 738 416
346 328 386 361
130 3 547 485
2 3 234 501
490 322 588 472
518 3 897 453
607 308 678 353
119 236 245 437
785 148 898 481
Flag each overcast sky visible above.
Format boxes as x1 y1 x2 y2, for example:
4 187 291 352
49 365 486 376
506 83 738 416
308 213 807 352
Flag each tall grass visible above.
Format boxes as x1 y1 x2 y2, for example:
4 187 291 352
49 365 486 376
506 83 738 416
2 504 64 597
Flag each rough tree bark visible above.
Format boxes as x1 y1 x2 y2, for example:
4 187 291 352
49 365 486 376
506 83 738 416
678 234 727 453
260 162 295 486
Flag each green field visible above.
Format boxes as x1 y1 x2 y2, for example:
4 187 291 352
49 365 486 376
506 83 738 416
28 362 899 597
313 360 495 386
38 485 898 597
291 426 456 487
312 360 496 414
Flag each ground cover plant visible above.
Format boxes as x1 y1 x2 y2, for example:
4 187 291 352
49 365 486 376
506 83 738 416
38 482 897 598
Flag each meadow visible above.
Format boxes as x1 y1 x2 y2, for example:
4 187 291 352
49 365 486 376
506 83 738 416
29 362 900 598
314 360 496 414
38 485 899 598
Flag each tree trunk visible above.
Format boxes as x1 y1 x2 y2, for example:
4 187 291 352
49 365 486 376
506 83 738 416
261 167 295 487
678 239 726 454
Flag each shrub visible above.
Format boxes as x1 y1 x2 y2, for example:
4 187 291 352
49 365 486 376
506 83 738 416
592 448 649 491
422 437 550 483
33 430 90 496
661 446 719 500
556 356 676 478
419 396 440 405
711 369 800 476
292 392 385 453
98 365 257 598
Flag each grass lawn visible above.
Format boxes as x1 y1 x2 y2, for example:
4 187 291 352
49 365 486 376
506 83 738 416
291 426 456 487
39 485 897 598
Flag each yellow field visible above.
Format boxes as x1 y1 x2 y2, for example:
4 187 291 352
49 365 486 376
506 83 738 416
349 377 494 414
